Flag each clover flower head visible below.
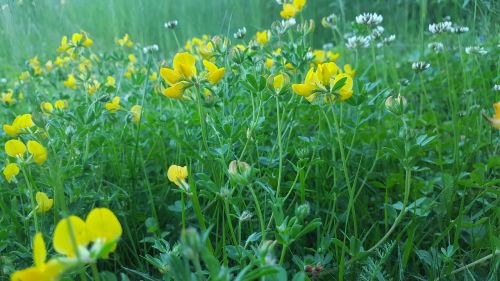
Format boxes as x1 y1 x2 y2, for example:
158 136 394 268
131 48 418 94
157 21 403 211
165 20 178 29
143 44 159 54
412 61 430 72
346 35 371 48
429 21 453 34
355 12 383 25
465 46 487 55
428 42 444 53
233 27 247 39
451 26 469 34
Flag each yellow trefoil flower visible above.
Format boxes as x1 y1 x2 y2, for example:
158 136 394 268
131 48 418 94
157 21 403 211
273 73 286 93
105 96 121 112
256 31 270 46
40 102 54 113
27 140 48 165
130 105 142 124
1 90 15 104
3 114 34 137
484 102 500 129
293 0 307 11
128 54 137 64
5 139 26 158
57 36 70 52
160 52 197 99
3 163 20 183
167 164 189 189
105 76 116 88
203 60 225 84
55 100 68 110
117 33 134 47
10 233 65 281
53 215 89 258
36 192 53 213
63 74 77 89
280 3 297 19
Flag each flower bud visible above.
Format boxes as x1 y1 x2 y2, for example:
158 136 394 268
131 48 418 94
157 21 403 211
228 160 253 185
385 95 407 114
295 203 310 221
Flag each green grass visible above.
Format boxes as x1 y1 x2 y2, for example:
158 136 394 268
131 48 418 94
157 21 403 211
0 0 499 280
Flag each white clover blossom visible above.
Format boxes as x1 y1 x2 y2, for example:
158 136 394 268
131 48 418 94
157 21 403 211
233 27 247 39
164 20 178 29
143 44 159 54
346 35 371 48
412 61 430 72
305 51 314 60
465 46 487 55
355 12 383 25
493 84 500 91
452 26 469 33
429 21 453 34
371 26 385 39
239 210 253 221
377 34 396 48
282 18 296 27
428 42 444 53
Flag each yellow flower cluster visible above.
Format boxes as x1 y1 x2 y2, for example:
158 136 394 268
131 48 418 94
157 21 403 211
279 0 307 19
11 208 122 281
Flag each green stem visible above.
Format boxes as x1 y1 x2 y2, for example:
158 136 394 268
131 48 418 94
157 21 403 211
275 94 284 198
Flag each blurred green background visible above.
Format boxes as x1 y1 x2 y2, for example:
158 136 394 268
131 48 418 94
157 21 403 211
0 0 497 67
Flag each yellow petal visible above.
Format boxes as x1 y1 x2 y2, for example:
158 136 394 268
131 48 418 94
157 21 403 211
36 192 53 213
160 68 181 85
85 208 122 245
3 163 20 182
3 124 20 137
53 216 89 257
292 84 315 97
5 139 26 157
167 165 188 186
33 232 46 268
202 60 217 72
162 83 186 99
27 141 48 165
273 74 285 92
207 68 225 84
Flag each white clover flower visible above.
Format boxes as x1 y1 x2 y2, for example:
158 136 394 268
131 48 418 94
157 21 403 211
143 44 159 54
355 12 383 25
412 61 430 72
452 26 469 33
346 35 371 48
377 34 396 48
371 26 385 39
282 18 296 27
465 46 487 55
428 42 444 53
164 20 178 29
305 51 314 60
239 210 253 221
493 84 500 91
429 21 453 34
233 27 247 39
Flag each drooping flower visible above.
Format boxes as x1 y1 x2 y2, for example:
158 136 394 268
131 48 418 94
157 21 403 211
167 165 189 189
35 192 53 213
3 163 20 182
27 141 48 165
5 139 26 158
203 60 225 84
105 96 121 112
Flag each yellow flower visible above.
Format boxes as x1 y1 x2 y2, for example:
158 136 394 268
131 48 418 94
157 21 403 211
313 50 325 64
27 141 48 165
71 32 83 45
10 233 65 281
333 73 354 100
291 67 318 97
85 208 122 247
265 58 274 69
105 96 121 112
128 54 137 64
162 83 186 99
203 60 225 84
485 102 500 129
280 3 297 19
117 34 134 47
40 102 54 113
273 73 286 92
63 74 77 89
3 163 20 182
3 114 34 137
167 165 188 188
199 41 214 59
1 90 15 104
343 64 356 77
173 52 197 80
57 36 70 52
55 100 68 110
293 0 307 11
82 34 93 48
19 71 30 81
35 192 53 213
5 139 26 158
45 60 54 72
256 31 270 46
130 105 142 124
87 79 101 94
106 76 116 88
53 216 89 257
327 51 340 61
149 71 158 81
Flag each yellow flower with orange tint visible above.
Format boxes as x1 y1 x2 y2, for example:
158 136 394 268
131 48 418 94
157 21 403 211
27 140 48 165
35 192 53 213
105 96 121 112
3 163 20 182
